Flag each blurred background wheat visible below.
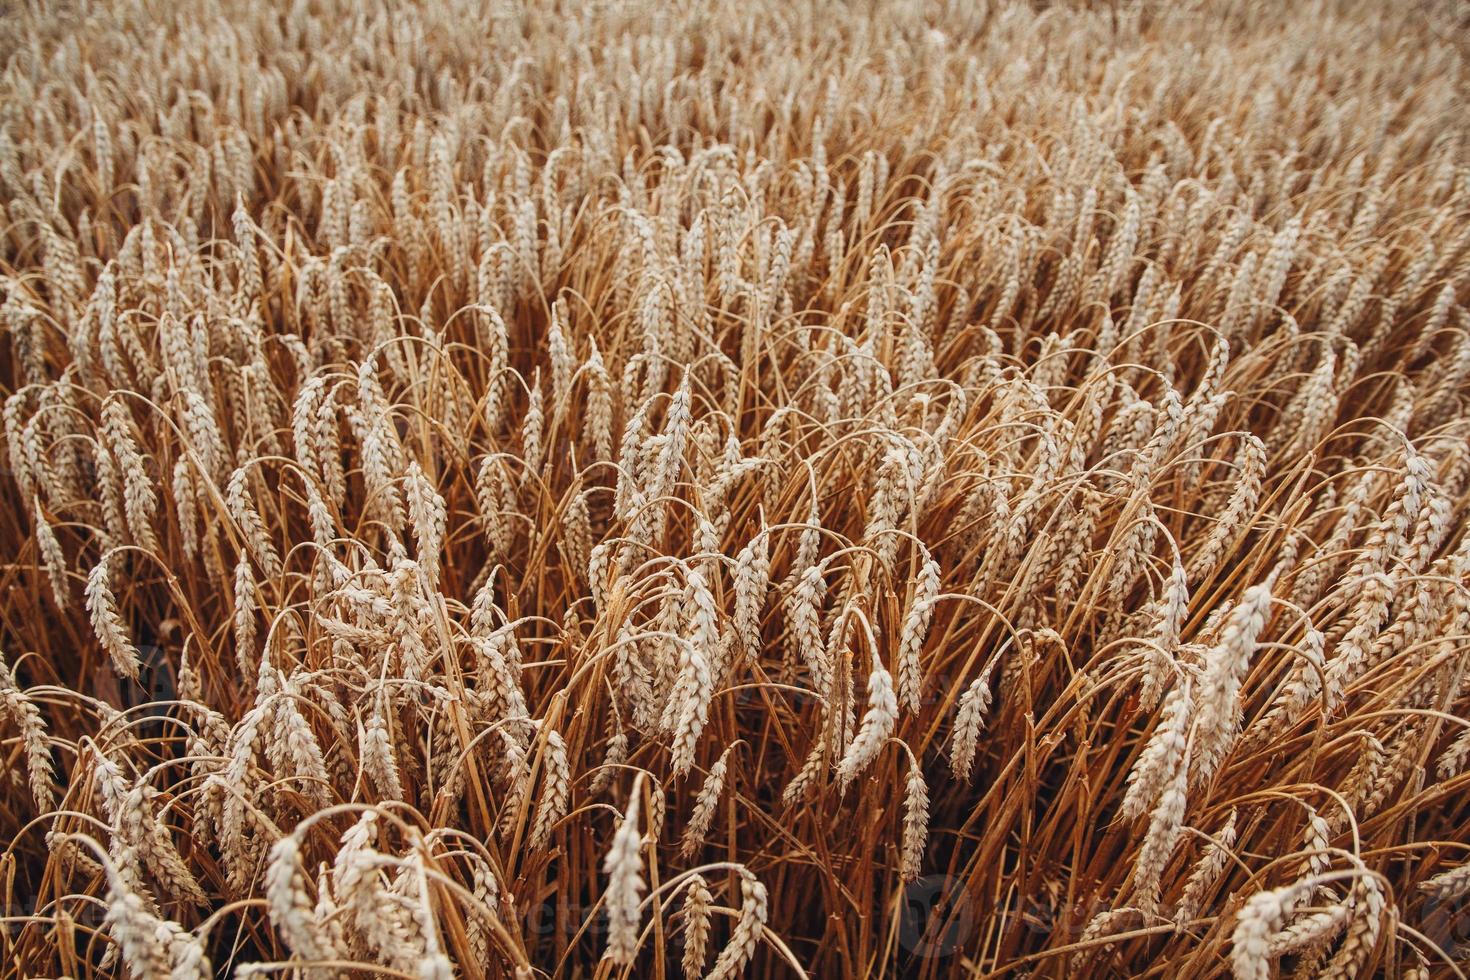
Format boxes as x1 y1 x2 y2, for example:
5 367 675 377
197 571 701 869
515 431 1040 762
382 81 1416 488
1 0 1469 977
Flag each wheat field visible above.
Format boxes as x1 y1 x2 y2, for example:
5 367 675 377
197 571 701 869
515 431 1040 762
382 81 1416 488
1 0 1469 977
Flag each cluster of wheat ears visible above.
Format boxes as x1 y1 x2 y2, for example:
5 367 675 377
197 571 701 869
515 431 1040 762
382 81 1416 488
1 0 1468 977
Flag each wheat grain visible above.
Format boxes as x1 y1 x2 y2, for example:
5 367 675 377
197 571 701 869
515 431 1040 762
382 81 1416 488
85 550 139 679
680 743 733 859
896 554 939 713
603 775 646 964
265 834 338 963
0 647 54 811
681 872 713 979
837 650 898 790
1231 885 1303 980
706 868 768 980
1174 810 1238 925
899 755 929 881
529 726 570 850
1133 741 1189 916
1123 681 1192 821
1419 861 1470 903
1318 872 1385 979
